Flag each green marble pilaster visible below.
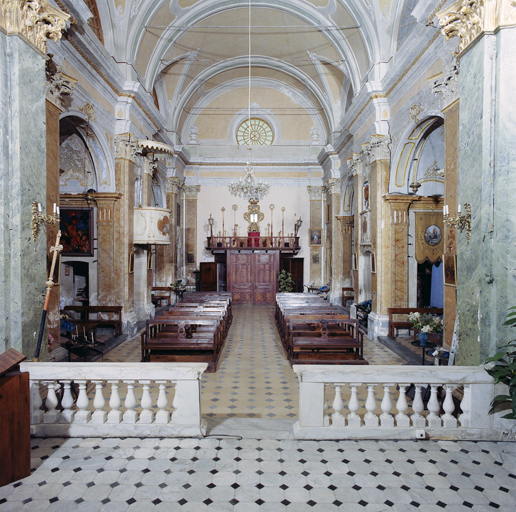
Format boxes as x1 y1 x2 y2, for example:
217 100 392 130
457 28 516 364
0 32 47 357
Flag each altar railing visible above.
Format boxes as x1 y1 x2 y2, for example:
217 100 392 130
21 362 207 438
292 364 512 440
207 235 300 250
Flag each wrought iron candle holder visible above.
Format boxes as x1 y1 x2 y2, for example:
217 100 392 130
444 203 471 243
32 201 60 241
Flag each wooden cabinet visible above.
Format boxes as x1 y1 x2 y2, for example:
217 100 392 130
200 262 217 291
0 349 30 486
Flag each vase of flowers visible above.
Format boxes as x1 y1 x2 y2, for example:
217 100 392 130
407 312 443 346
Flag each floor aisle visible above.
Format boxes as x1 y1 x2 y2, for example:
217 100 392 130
2 307 516 510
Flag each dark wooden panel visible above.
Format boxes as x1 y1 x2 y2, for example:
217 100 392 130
227 252 253 303
254 252 279 304
200 262 217 291
281 257 304 292
0 371 31 486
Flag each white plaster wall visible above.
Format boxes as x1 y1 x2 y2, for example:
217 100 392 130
195 184 312 286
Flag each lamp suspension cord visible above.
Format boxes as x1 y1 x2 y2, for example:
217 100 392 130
248 0 251 149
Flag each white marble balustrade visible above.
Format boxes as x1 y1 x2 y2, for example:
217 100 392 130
20 362 208 438
292 365 506 440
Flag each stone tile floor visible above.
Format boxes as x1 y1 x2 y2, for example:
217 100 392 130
1 437 515 511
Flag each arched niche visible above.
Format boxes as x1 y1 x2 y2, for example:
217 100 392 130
390 115 445 196
59 114 115 193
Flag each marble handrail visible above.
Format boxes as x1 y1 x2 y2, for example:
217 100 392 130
21 362 208 438
292 364 504 440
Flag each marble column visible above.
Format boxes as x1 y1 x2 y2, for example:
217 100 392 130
0 3 68 358
363 135 391 339
114 135 140 334
183 185 200 284
437 2 516 363
325 179 342 302
307 186 324 286
432 60 460 348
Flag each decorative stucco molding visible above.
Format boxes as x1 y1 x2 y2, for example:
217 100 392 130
307 186 324 201
363 134 391 163
0 0 69 54
431 59 460 107
324 178 340 196
114 134 142 162
183 185 201 199
346 153 362 177
137 140 175 157
45 54 76 107
437 0 516 55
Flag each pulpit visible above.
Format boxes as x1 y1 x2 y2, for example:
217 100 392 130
0 349 31 486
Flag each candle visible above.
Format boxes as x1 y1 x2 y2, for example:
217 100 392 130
37 203 42 212
56 206 60 215
443 205 446 215
457 204 461 214
53 203 56 214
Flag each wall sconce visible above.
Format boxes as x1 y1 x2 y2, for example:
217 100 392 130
409 180 421 194
32 201 60 241
444 203 471 243
295 216 303 236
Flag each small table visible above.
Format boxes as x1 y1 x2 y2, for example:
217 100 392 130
411 340 437 365
61 338 104 362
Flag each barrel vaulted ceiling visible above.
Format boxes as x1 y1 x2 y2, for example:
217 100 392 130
89 1 420 143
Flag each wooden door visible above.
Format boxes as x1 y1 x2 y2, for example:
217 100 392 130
254 252 279 304
227 251 279 304
281 257 304 292
200 262 217 291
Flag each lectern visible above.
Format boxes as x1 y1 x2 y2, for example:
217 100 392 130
0 349 30 486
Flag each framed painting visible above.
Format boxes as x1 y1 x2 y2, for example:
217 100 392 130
309 228 322 246
371 252 376 273
352 253 358 271
60 207 94 257
147 251 153 270
129 252 135 274
444 253 457 286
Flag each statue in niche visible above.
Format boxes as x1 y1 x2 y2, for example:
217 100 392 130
363 182 370 210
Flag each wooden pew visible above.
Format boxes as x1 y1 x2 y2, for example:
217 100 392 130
62 305 123 336
289 318 368 365
151 287 173 308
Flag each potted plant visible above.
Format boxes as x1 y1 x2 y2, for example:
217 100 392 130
277 270 294 293
485 306 516 419
407 312 443 346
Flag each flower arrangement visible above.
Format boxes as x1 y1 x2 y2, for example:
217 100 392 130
407 312 443 333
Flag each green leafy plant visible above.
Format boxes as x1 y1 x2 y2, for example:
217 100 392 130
277 270 294 293
485 306 516 419
170 279 184 291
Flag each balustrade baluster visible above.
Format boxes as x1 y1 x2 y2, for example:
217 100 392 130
347 383 362 427
427 385 442 427
43 380 60 423
380 384 395 427
91 380 107 424
59 380 75 423
323 397 330 427
442 385 457 428
139 380 154 424
411 384 426 427
30 380 44 424
331 385 345 427
123 380 138 423
395 385 410 427
155 381 170 424
74 380 91 423
107 380 123 424
364 384 378 427
459 384 470 427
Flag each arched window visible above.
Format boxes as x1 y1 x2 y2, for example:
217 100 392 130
236 118 273 146
84 0 104 44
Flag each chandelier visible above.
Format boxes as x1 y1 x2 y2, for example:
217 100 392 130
228 0 270 205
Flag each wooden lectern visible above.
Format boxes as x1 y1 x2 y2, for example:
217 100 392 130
0 349 31 486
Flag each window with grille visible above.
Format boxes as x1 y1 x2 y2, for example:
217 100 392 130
236 118 273 145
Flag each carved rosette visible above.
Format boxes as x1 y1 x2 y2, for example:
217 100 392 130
307 186 324 201
114 135 142 162
363 134 391 163
167 177 183 195
431 60 460 107
0 0 70 54
183 185 201 199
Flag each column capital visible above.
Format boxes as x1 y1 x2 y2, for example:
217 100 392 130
183 185 201 199
307 186 324 201
362 134 391 163
167 177 184 194
114 134 142 162
336 215 354 233
437 0 516 55
0 0 70 54
346 153 362 176
431 59 460 109
324 178 340 196
45 55 77 108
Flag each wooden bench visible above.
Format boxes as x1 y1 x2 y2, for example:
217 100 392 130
387 307 443 338
289 318 368 365
62 305 123 336
151 287 173 308
342 287 354 306
141 318 221 371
